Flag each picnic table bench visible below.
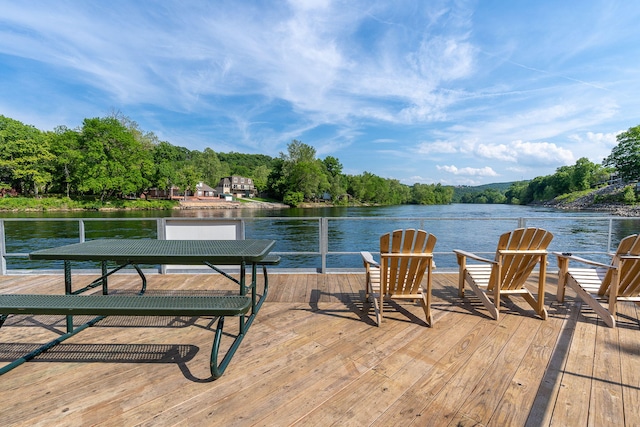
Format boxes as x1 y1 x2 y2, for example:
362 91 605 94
0 294 250 378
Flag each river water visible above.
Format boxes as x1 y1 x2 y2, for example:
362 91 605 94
1 204 638 271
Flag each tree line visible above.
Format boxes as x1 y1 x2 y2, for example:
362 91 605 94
455 124 640 205
0 114 453 206
2 113 637 207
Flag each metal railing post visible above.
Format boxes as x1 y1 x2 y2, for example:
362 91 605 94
607 218 613 254
0 220 6 275
79 220 86 243
320 217 328 273
518 217 527 228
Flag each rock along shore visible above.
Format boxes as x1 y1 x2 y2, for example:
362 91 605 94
177 199 289 210
541 184 640 217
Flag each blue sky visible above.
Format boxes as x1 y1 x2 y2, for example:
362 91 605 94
1 1 639 186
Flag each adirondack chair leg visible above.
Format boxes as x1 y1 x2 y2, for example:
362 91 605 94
538 257 548 319
608 270 620 326
366 284 380 324
465 272 500 320
522 292 547 320
556 256 569 302
420 294 432 327
456 254 466 297
566 277 616 327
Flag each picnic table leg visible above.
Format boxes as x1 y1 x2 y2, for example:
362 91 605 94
239 261 246 335
131 264 147 295
101 261 108 294
204 260 271 379
255 263 270 314
209 315 247 380
251 262 257 315
64 260 73 333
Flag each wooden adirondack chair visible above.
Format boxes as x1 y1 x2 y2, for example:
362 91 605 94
556 233 640 328
453 227 553 320
361 229 436 326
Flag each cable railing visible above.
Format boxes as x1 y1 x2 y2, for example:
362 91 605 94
0 215 638 274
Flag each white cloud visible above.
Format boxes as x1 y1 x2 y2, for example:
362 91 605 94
437 165 498 177
475 140 574 165
585 131 619 145
416 140 459 154
405 175 436 185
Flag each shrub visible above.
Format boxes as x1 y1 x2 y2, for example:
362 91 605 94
622 186 636 204
283 191 304 207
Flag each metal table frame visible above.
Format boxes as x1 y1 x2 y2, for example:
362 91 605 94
11 239 278 378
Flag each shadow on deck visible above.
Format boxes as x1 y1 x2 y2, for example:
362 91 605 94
0 272 638 426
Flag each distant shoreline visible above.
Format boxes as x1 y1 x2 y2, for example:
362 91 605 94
544 203 640 217
0 197 638 216
177 200 290 210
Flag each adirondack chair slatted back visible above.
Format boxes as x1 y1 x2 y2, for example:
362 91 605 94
380 229 436 296
599 234 640 296
489 228 554 292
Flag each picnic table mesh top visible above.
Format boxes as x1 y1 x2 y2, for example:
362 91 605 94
29 239 276 264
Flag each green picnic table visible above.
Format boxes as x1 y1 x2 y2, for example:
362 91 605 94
0 239 278 379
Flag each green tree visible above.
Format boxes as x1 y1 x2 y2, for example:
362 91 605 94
505 181 529 204
572 157 599 191
278 140 330 201
0 115 53 195
411 183 436 204
175 164 201 199
550 166 572 194
288 160 330 200
604 125 640 182
76 117 152 201
48 126 81 197
266 158 287 199
193 148 223 186
285 140 316 163
323 156 346 202
152 141 191 197
251 164 271 194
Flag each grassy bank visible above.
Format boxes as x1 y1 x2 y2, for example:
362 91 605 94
0 196 179 211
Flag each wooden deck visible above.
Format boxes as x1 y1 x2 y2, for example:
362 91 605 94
0 271 638 426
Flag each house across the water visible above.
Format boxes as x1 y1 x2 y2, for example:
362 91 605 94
147 176 255 200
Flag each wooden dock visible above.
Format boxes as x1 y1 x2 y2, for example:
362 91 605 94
0 271 638 426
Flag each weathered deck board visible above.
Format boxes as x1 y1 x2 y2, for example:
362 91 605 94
0 272 639 426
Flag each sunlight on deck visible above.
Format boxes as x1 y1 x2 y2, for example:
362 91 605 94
0 272 638 426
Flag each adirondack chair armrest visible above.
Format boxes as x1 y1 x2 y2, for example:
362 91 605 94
360 251 379 267
553 252 613 270
453 249 497 265
498 250 548 256
380 253 433 259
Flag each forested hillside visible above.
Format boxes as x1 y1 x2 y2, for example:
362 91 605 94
0 114 454 207
1 114 638 209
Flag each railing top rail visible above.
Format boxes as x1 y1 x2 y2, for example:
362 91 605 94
1 215 637 222
324 216 632 221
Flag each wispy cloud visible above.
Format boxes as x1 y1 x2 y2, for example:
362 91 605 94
1 0 639 185
437 165 498 177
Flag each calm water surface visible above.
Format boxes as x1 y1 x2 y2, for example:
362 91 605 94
1 204 638 270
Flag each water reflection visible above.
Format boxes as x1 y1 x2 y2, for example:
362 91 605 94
1 204 638 270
